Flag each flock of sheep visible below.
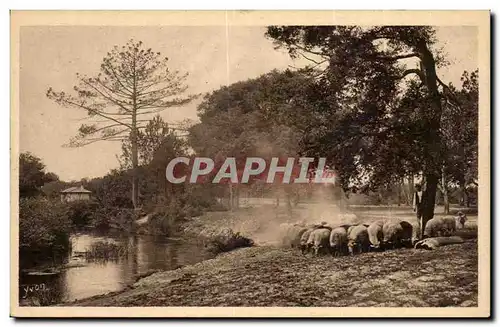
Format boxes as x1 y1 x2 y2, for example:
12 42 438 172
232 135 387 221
279 212 468 256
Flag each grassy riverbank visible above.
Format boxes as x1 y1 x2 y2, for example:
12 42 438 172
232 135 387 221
72 239 477 307
69 204 479 307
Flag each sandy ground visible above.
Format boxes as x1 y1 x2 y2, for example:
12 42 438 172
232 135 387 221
70 204 478 307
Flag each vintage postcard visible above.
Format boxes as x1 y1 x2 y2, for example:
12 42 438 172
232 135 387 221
10 10 490 318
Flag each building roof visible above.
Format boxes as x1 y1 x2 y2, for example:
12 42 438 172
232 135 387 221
60 186 92 194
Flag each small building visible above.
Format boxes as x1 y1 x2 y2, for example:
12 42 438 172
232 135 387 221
60 186 92 202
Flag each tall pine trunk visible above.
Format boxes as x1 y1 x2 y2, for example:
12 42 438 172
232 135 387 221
131 58 139 209
131 116 139 209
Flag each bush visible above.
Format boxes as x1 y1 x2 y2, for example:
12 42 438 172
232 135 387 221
139 196 207 236
142 200 185 236
90 206 136 231
66 200 99 228
202 228 254 254
19 197 72 267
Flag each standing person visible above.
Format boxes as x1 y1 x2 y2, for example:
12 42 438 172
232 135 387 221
413 184 424 233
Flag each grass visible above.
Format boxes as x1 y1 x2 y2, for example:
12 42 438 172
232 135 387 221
84 241 130 261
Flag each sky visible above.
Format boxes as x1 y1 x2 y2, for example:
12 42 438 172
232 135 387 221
19 26 478 181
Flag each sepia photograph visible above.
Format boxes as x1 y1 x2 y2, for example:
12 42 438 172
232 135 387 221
10 10 490 318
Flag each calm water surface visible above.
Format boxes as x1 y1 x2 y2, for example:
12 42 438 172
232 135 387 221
19 230 211 305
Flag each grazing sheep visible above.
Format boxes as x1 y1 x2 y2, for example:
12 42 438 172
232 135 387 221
414 236 464 250
399 220 412 246
382 220 404 249
442 217 457 236
329 226 348 256
367 220 385 250
289 226 308 248
423 217 446 238
299 228 315 254
307 227 331 256
347 225 370 255
280 221 310 248
399 220 420 248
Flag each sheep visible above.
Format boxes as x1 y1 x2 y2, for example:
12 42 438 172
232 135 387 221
441 217 457 236
367 220 385 250
307 227 331 256
423 217 446 238
329 226 348 256
382 220 404 249
347 224 370 255
279 221 310 248
414 236 464 250
299 228 315 254
399 220 421 248
289 226 308 249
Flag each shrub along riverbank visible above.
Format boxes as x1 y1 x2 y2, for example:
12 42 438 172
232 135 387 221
19 197 72 268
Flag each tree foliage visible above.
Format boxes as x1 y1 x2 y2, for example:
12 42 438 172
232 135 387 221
190 69 322 160
19 152 59 198
47 40 194 147
266 26 468 228
119 114 186 168
441 69 479 187
189 69 335 209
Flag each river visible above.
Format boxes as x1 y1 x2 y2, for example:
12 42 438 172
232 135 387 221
19 230 212 306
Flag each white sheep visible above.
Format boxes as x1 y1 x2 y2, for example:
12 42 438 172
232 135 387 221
423 217 446 238
347 224 370 255
329 226 348 256
307 227 331 256
367 220 384 250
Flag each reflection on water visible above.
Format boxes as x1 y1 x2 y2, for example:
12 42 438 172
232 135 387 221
19 230 211 306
